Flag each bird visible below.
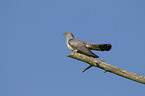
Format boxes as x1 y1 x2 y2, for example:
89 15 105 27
63 32 112 58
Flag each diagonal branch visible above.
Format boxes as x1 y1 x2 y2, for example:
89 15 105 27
67 52 145 84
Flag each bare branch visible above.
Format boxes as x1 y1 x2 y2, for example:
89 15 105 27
67 52 145 84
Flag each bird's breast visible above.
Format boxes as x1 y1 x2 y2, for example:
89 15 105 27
66 41 74 50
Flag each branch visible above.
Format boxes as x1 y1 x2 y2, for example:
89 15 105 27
67 52 145 84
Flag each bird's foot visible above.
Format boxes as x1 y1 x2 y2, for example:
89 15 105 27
72 50 75 54
66 50 76 57
66 50 76 56
71 50 77 55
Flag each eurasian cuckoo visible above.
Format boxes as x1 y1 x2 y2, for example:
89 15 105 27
63 32 112 58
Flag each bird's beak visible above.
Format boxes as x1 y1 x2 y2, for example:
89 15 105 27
62 33 66 36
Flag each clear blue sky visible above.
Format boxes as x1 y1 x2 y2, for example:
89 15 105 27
0 0 145 96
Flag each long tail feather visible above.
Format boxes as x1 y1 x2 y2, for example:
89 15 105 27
86 43 112 51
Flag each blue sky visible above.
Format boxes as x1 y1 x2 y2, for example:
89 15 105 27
0 0 145 96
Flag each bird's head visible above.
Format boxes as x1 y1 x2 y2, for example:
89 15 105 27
63 32 74 39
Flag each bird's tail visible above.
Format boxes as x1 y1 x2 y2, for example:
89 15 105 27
86 43 112 51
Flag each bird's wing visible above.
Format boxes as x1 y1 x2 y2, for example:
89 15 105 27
86 43 112 51
77 46 99 58
68 39 99 58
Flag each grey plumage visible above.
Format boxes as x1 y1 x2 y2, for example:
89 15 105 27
63 32 112 58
